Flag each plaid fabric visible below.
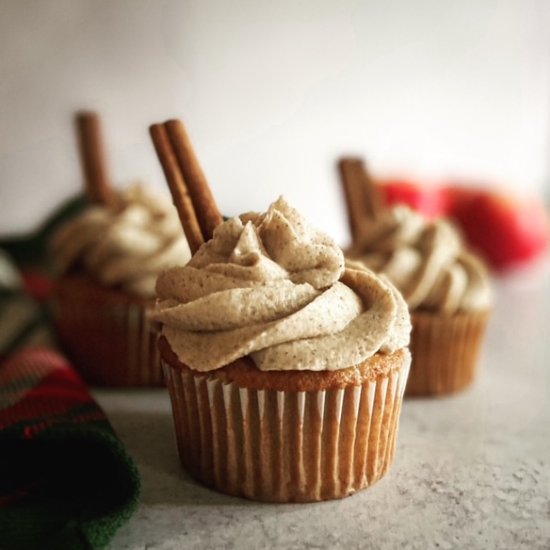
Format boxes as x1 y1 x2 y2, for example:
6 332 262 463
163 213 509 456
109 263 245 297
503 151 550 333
0 210 141 549
0 348 140 549
0 246 57 362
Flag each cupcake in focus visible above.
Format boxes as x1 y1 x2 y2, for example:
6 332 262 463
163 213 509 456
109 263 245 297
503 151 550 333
52 183 190 386
347 201 491 396
152 195 412 502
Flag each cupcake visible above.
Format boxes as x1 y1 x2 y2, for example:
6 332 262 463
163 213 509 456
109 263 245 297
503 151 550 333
51 184 190 386
347 204 492 396
152 196 412 502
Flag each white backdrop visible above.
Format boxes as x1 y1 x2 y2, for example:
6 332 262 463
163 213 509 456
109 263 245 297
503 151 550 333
1 0 549 246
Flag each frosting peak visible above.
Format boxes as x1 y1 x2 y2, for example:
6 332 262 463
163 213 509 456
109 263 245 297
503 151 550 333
189 197 345 289
153 197 411 372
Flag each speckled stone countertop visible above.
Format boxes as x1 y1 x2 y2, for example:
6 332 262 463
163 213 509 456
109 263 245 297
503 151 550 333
96 265 550 550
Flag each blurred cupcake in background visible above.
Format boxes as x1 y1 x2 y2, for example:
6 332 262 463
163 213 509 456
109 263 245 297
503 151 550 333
340 158 492 396
51 112 190 387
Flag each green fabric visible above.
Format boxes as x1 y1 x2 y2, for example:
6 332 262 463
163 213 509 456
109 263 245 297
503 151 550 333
0 413 140 550
0 194 87 270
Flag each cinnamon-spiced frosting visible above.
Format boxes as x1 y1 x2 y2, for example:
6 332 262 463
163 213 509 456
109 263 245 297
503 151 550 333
347 206 492 313
152 197 411 372
52 184 190 297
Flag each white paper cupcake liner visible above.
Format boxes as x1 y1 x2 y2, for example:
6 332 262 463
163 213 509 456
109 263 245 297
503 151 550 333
163 354 410 502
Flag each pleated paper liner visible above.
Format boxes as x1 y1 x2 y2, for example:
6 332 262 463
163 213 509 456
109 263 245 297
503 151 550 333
160 338 411 503
52 274 163 387
406 309 491 397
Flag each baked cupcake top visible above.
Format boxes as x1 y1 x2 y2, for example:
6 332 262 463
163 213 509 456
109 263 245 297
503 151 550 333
347 205 492 314
152 197 411 372
52 184 190 297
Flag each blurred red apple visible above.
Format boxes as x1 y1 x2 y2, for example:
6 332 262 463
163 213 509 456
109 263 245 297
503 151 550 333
448 190 549 270
440 186 481 217
378 179 448 218
378 178 549 270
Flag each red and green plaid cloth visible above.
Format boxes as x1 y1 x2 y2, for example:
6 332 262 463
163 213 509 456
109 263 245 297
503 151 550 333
0 348 140 550
0 197 140 549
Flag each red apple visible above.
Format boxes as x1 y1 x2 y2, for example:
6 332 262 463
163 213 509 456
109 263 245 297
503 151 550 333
378 179 448 219
440 185 482 217
449 190 549 270
378 178 549 270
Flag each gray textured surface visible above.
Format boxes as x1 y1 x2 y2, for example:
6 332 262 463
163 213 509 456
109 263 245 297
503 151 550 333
96 265 550 550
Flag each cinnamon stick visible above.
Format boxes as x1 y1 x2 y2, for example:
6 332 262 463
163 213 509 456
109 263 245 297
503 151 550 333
150 123 205 255
75 111 113 205
338 157 382 242
164 119 223 240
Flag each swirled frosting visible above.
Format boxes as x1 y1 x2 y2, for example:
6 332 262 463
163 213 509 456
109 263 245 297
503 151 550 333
152 197 411 372
52 184 190 297
347 206 492 313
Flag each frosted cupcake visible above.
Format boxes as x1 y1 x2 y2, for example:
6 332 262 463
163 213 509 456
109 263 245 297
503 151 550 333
152 197 412 502
52 184 190 386
347 205 492 396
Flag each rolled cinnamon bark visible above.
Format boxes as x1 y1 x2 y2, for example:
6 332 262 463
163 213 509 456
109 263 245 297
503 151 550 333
164 119 223 240
75 111 113 206
338 157 381 242
150 123 205 254
149 119 223 253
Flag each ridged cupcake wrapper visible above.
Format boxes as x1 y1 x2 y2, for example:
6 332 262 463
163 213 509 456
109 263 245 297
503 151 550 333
53 290 162 387
406 310 490 397
163 358 410 502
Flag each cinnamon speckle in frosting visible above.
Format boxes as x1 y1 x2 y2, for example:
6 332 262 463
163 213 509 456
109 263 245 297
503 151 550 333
52 184 190 297
152 197 411 372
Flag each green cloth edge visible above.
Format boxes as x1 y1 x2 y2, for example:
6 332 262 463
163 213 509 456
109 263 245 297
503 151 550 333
0 421 141 550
